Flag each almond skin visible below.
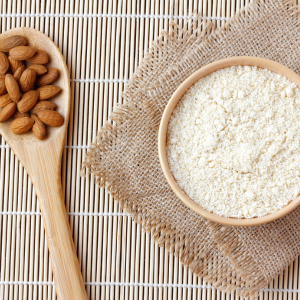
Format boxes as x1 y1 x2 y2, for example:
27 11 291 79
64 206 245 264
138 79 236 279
8 56 24 73
19 68 36 92
31 114 47 140
26 49 49 64
0 94 12 107
0 35 27 52
5 74 22 103
31 100 56 114
17 90 39 113
0 79 7 96
0 52 9 74
36 85 61 100
28 64 47 76
36 68 58 86
13 65 26 81
9 46 36 60
0 102 16 122
14 111 30 119
11 117 34 134
37 110 64 127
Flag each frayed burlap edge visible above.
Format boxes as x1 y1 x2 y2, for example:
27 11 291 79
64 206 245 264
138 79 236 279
83 102 254 297
83 0 300 298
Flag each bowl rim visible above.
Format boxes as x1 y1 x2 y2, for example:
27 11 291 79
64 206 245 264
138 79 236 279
158 56 300 226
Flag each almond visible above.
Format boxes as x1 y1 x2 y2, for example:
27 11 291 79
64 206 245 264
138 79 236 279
9 46 36 61
0 79 7 96
17 90 39 113
36 68 58 86
0 35 27 52
11 117 34 134
31 100 56 114
37 110 64 127
0 102 16 122
36 85 61 100
14 111 30 119
0 94 11 107
0 52 9 74
19 68 36 92
8 56 24 73
26 49 49 64
28 64 47 76
13 65 26 81
31 114 47 140
0 74 6 80
5 74 22 103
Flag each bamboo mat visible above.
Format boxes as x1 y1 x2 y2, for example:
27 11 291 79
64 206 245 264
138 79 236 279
0 0 300 299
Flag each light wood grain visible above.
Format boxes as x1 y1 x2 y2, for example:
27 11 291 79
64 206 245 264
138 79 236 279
0 27 87 300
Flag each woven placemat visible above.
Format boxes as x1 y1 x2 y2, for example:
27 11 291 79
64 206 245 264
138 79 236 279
83 0 300 297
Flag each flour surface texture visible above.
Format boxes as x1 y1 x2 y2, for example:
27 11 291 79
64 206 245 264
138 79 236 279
167 66 300 218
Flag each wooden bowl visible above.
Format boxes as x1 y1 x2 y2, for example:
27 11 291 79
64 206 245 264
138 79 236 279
158 56 300 226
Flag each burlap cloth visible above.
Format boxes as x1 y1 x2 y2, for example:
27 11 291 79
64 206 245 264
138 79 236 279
83 0 300 297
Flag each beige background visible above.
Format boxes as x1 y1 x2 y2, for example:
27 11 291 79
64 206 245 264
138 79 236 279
0 0 299 299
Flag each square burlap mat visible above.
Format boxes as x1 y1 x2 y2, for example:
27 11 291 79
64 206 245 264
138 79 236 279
83 0 300 297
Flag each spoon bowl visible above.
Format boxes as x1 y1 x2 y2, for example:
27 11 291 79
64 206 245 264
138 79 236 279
0 28 87 300
0 28 68 144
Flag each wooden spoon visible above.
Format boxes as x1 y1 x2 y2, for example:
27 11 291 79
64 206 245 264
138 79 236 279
0 28 88 300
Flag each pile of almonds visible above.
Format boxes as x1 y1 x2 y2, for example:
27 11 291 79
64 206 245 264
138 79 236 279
0 35 64 140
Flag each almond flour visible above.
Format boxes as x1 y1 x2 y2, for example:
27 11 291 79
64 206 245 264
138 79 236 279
167 66 300 218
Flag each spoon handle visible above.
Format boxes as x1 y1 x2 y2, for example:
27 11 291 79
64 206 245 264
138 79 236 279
32 161 88 300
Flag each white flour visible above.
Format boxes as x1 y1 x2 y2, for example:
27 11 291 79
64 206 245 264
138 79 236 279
167 66 300 218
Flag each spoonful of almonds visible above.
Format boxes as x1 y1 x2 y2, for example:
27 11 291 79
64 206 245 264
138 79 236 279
0 28 87 300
